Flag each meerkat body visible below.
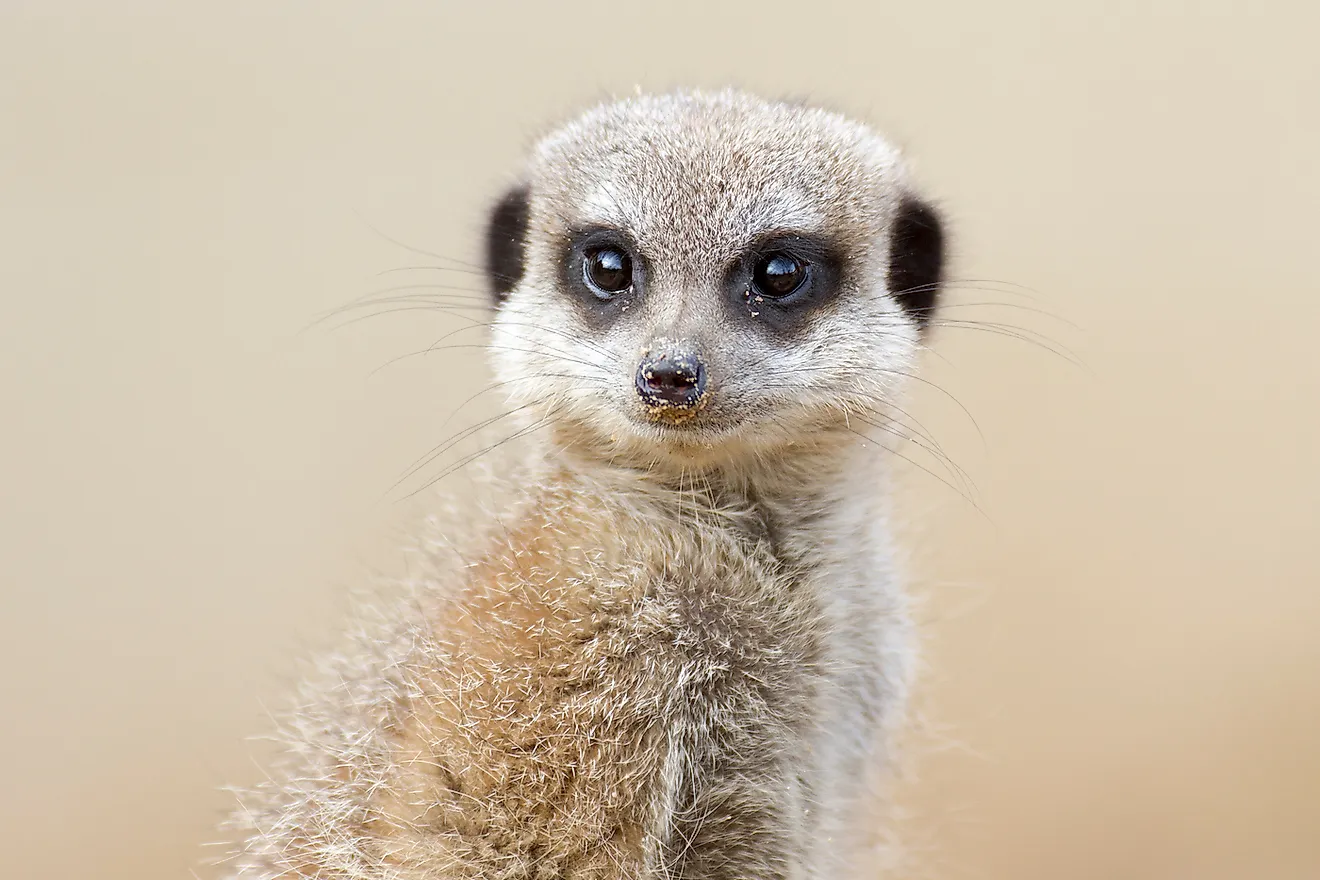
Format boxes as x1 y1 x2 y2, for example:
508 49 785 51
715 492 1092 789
223 89 945 880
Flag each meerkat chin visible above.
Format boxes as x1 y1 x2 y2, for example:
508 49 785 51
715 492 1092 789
221 88 945 880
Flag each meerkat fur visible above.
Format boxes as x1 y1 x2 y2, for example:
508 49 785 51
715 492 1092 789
220 88 946 880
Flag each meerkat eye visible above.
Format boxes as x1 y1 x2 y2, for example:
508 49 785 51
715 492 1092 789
751 253 809 299
583 246 634 299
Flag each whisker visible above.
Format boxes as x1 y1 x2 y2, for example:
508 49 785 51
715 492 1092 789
937 276 1057 303
376 265 494 280
925 298 1081 330
401 415 558 500
318 304 489 335
334 287 488 306
353 209 490 276
388 401 539 495
488 321 623 366
424 373 613 452
302 283 491 334
372 342 615 379
756 364 985 447
369 319 618 377
919 318 1084 367
850 412 979 503
843 426 988 520
751 383 973 496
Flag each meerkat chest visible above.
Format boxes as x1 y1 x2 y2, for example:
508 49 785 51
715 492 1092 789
371 493 842 877
437 500 827 748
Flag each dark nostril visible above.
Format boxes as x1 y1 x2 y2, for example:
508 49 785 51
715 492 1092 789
650 364 697 392
635 352 707 409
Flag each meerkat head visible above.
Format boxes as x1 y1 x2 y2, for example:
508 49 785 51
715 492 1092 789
483 89 943 473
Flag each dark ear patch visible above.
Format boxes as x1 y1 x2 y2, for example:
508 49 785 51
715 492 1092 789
484 184 530 303
887 196 944 329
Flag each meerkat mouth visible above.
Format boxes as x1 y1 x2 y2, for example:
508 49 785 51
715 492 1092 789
640 393 709 425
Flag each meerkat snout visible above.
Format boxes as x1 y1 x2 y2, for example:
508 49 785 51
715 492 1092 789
635 347 708 412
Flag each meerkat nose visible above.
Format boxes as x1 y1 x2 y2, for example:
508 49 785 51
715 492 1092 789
635 349 707 410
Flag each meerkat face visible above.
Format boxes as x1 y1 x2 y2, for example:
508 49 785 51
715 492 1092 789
484 90 943 470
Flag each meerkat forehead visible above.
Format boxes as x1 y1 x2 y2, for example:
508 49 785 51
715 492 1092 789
525 90 907 270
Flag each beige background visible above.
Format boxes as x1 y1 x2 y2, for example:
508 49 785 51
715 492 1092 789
2 2 1317 878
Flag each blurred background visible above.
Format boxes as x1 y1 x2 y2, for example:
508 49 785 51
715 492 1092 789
2 2 1317 878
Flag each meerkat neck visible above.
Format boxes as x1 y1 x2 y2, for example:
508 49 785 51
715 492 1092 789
534 427 891 559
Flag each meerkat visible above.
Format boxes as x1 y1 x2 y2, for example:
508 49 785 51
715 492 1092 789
220 88 945 880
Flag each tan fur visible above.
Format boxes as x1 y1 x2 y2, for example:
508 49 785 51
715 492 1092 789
221 89 939 879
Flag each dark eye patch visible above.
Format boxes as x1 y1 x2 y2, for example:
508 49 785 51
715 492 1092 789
559 226 647 326
727 231 845 334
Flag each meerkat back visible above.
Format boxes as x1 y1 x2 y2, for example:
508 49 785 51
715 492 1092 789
221 89 945 880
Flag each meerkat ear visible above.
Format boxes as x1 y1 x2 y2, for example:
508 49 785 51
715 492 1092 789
887 196 944 330
484 184 531 304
